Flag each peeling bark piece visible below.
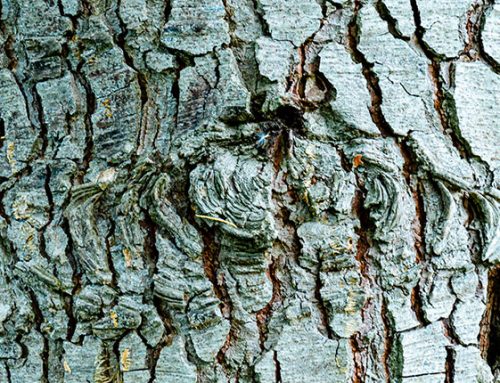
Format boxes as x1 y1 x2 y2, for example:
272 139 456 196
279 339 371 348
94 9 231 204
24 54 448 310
408 129 475 189
176 56 217 135
450 298 484 345
288 138 357 215
420 270 455 323
216 48 252 122
36 72 86 160
154 233 211 309
319 42 379 136
255 37 294 109
188 295 230 362
454 62 500 174
454 345 494 383
73 285 117 323
161 0 230 55
155 336 197 382
350 138 419 289
8 331 45 383
258 0 322 46
450 269 479 301
119 332 150 383
221 246 273 313
226 0 263 42
417 0 470 57
0 69 37 176
256 37 293 82
256 316 353 382
92 296 143 339
0 0 498 380
385 290 421 332
482 3 500 63
16 0 71 81
60 0 81 16
321 270 365 337
400 322 448 378
145 51 176 73
358 3 434 136
138 308 164 348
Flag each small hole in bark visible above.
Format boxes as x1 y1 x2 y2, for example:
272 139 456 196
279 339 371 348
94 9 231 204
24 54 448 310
481 266 500 373
275 105 305 134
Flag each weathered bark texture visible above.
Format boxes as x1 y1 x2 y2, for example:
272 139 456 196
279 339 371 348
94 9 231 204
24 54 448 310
0 0 499 382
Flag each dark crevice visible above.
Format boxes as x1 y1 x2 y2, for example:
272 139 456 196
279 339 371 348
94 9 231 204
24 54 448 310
80 0 93 16
221 0 237 41
62 215 81 342
380 297 397 383
104 219 118 288
73 69 95 184
400 138 426 264
352 187 371 281
444 346 455 383
250 0 271 37
273 350 282 383
463 0 499 73
5 362 12 383
4 34 18 71
256 256 282 351
195 214 235 367
480 266 500 373
442 316 461 346
146 297 175 383
375 1 411 41
350 332 366 383
409 0 445 61
314 252 337 339
462 195 483 265
163 0 172 24
114 1 149 158
428 63 468 161
284 40 335 111
428 63 494 185
139 210 160 280
346 7 395 138
410 282 430 326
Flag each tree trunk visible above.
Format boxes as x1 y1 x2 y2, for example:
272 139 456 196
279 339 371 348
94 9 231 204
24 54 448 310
0 0 499 382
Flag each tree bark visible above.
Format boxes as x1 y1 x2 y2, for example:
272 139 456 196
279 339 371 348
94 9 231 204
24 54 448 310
0 0 499 382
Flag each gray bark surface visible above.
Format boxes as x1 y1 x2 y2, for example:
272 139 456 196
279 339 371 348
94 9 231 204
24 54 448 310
0 0 499 382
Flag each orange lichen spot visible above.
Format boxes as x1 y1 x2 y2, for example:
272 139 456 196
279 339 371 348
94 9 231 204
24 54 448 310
7 142 15 165
353 154 364 168
63 360 72 374
101 99 113 118
121 348 131 372
123 248 132 268
110 311 119 328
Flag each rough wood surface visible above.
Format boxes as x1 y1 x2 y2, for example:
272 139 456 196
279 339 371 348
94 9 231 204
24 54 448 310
0 0 499 382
